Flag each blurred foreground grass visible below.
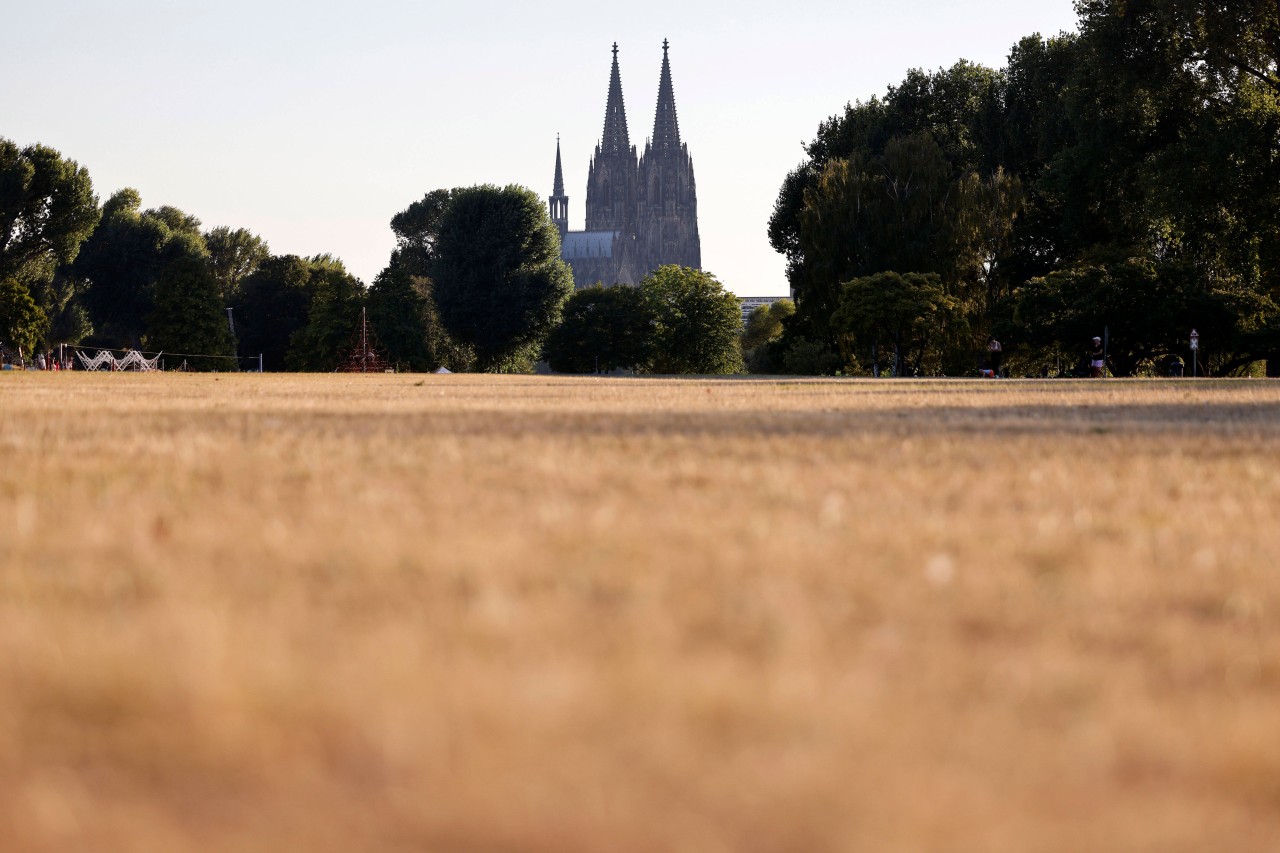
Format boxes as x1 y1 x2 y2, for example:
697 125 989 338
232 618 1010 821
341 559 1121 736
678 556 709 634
1 374 1279 852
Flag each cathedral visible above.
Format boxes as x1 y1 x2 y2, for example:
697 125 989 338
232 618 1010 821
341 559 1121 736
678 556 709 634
549 41 701 289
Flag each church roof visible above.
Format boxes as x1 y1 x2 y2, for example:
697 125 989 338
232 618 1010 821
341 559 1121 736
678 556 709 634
561 231 619 259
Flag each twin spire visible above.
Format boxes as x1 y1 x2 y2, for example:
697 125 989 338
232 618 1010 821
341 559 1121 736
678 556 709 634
578 40 683 169
600 42 631 156
651 39 682 154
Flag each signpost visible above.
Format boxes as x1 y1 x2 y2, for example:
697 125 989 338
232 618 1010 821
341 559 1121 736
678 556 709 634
1190 329 1200 378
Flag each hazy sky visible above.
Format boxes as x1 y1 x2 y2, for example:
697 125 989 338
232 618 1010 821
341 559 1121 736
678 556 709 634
2 1 1079 296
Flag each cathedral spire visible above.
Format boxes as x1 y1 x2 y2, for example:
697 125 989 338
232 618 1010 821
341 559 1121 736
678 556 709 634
650 38 681 155
600 42 631 156
548 135 568 237
553 134 565 196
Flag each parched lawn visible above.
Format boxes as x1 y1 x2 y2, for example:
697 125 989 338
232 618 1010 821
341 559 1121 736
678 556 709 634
2 373 1279 851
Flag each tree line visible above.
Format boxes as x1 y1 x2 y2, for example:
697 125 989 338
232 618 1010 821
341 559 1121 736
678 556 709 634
0 147 743 373
768 0 1280 376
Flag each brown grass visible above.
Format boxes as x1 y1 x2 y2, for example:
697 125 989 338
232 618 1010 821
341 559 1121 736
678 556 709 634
2 373 1279 852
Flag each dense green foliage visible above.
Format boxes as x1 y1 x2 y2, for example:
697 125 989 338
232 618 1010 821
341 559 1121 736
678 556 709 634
641 266 743 375
832 272 965 376
770 1 1280 375
0 277 49 356
741 299 794 373
0 140 356 370
232 254 366 371
147 236 236 369
429 185 573 372
367 190 473 371
284 256 364 372
543 285 654 373
75 190 184 346
205 226 269 302
0 140 100 288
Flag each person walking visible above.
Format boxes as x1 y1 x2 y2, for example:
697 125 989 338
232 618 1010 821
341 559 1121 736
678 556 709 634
987 337 1003 377
1089 336 1105 378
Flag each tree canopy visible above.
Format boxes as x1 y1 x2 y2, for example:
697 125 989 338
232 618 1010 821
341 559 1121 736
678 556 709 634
429 184 573 372
0 139 100 289
641 266 743 375
543 285 653 374
0 277 49 356
770 0 1280 375
147 235 235 369
205 226 269 303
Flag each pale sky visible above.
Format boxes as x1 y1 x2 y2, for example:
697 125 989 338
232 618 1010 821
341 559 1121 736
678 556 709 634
2 1 1079 296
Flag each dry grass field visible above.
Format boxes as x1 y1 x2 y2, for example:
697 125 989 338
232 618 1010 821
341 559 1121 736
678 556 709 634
1 373 1279 852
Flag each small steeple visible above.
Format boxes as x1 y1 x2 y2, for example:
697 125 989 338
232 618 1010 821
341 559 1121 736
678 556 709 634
553 134 565 196
549 135 568 237
600 42 631 156
650 38 681 155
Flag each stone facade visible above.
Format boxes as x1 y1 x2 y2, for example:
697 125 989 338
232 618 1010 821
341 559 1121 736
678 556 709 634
550 41 700 289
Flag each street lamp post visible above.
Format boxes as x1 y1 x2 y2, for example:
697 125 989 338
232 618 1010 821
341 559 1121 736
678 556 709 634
1190 328 1200 378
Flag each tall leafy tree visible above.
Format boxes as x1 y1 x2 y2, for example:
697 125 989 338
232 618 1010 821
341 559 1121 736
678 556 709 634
285 256 364 372
832 272 965 376
0 139 100 288
205 226 269 302
145 206 202 238
231 255 315 370
147 235 235 370
641 266 743 375
0 277 49 357
388 189 453 277
366 263 469 372
33 271 93 345
543 285 653 374
792 132 1019 353
430 184 573 372
741 298 795 373
771 3 1280 374
74 189 202 347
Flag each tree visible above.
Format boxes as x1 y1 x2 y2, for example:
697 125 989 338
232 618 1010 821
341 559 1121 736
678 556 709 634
543 285 653 373
768 61 1009 337
0 277 49 356
741 299 795 373
368 191 471 372
0 139 100 288
32 271 92 345
74 190 200 347
641 266 743 374
205 226 269 302
147 235 235 370
232 255 317 370
789 132 1019 356
366 262 470 372
429 184 573 372
145 206 202 237
285 256 364 372
832 272 965 376
741 299 794 352
389 189 453 276
1013 257 1265 376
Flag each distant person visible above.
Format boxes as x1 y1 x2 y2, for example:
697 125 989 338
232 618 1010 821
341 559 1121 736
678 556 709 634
36 353 46 371
1089 336 1105 378
987 337 1003 376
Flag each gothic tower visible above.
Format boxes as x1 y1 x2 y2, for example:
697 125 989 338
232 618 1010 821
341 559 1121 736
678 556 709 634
636 39 700 270
585 43 639 234
549 136 568 238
